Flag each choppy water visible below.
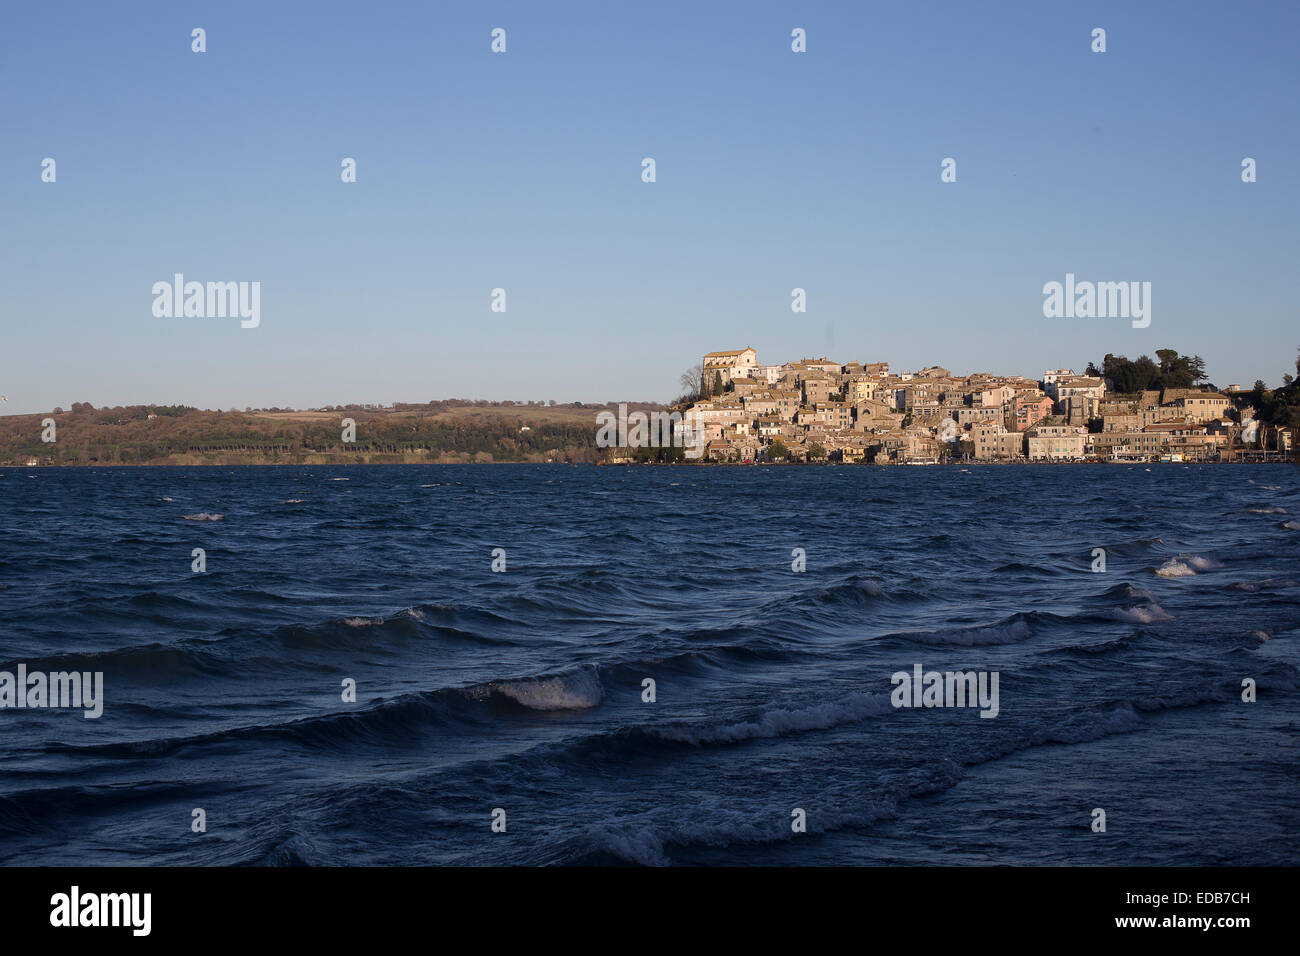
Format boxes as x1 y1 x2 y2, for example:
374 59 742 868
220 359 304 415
0 463 1297 865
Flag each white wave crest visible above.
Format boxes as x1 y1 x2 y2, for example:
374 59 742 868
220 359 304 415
493 670 604 711
653 692 892 745
903 618 1033 646
1109 602 1173 623
1155 555 1220 577
1046 703 1143 744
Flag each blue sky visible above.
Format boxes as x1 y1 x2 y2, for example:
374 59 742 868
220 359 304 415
2 0 1297 414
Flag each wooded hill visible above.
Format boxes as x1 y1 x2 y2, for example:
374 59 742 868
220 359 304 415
0 400 663 466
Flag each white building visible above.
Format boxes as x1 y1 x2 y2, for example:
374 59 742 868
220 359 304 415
703 347 759 386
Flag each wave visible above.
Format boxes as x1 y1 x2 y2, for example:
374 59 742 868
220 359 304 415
47 691 473 759
1108 603 1173 623
884 610 1056 647
569 701 1149 865
2 641 227 680
245 667 1285 866
255 832 320 866
182 512 223 521
994 562 1058 576
1045 629 1156 657
45 665 607 759
0 780 231 839
1100 582 1157 602
1154 555 1221 578
472 669 604 711
767 575 925 615
646 692 892 746
1231 577 1299 592
16 604 525 682
1100 536 1164 555
1093 585 1172 623
570 790 919 866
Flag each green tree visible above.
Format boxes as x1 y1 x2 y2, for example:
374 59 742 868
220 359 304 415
1154 349 1208 389
768 437 788 460
808 442 826 461
1095 350 1207 393
1251 347 1300 429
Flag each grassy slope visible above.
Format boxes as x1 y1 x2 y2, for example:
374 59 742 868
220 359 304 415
0 401 664 466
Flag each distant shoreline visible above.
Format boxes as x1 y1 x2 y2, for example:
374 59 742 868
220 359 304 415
3 458 1294 470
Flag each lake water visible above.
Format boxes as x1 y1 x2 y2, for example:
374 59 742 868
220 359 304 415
1 463 1297 865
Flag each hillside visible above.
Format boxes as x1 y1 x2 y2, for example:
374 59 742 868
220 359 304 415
0 400 664 466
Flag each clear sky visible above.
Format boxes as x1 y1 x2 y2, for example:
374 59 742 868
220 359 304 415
2 0 1297 414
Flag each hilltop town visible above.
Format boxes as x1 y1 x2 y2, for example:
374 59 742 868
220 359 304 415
4 349 1297 467
669 347 1296 464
